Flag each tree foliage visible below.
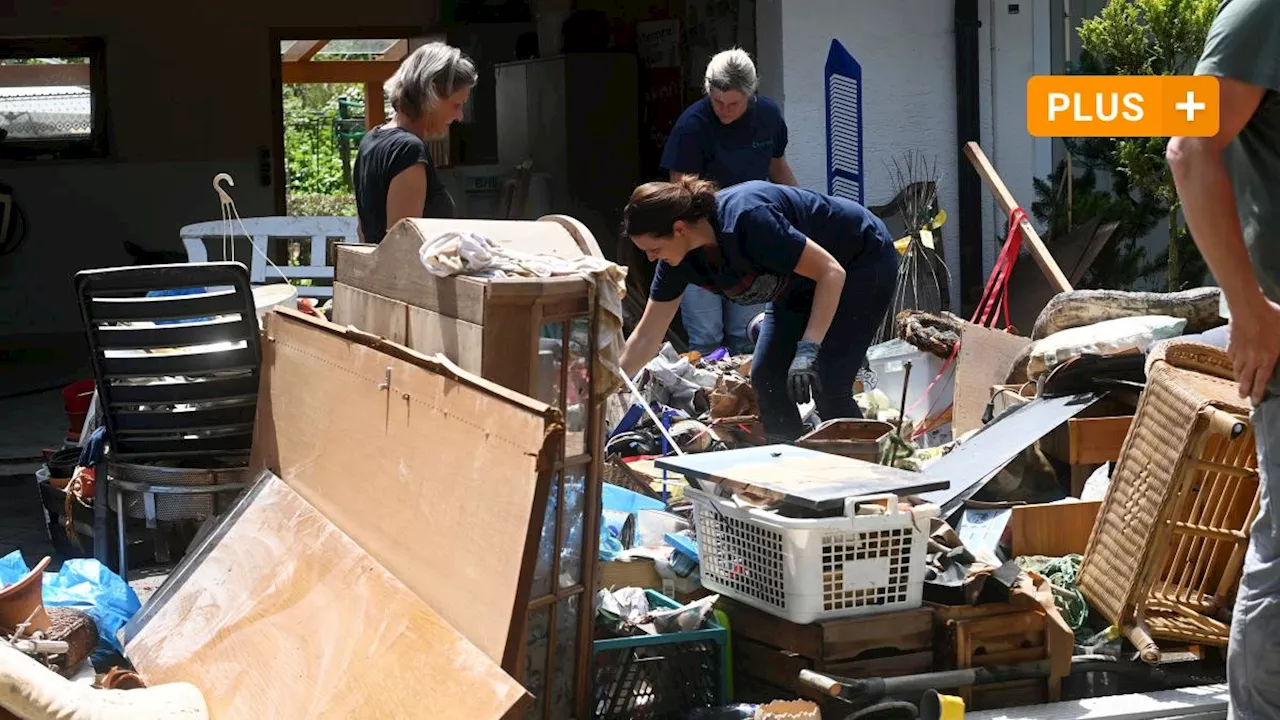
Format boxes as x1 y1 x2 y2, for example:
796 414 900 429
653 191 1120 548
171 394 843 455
1071 0 1217 290
282 82 364 216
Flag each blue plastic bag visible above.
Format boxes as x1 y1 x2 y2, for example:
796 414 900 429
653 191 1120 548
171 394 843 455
0 551 142 662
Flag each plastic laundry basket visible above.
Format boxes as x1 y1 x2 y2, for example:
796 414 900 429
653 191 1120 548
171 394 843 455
685 486 935 624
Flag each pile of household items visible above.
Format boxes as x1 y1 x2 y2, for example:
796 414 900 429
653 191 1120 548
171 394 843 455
0 159 1245 719
594 278 1243 718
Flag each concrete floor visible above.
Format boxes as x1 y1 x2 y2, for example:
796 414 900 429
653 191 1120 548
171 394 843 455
0 472 58 570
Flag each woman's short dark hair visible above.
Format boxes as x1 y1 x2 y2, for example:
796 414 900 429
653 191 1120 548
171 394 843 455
384 42 479 121
621 175 719 239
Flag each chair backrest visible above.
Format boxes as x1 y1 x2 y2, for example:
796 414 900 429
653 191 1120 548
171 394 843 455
74 262 262 465
180 216 360 299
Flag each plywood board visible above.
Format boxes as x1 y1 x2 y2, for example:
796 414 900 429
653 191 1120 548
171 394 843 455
331 282 408 344
250 309 558 667
654 444 949 510
406 303 484 373
123 471 531 720
953 323 1032 436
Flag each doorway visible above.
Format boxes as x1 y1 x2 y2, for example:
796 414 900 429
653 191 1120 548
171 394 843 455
268 29 436 217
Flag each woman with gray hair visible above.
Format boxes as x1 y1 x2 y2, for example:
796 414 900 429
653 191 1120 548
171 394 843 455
353 41 478 243
659 47 797 355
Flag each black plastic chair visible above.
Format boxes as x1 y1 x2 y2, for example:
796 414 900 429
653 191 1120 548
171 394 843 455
74 261 262 572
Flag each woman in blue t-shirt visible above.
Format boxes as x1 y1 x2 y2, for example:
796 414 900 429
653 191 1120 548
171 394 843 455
618 176 899 441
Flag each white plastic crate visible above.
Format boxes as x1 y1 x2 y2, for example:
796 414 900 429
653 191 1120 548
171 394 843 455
685 485 935 624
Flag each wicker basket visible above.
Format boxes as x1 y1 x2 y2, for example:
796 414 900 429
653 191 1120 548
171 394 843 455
1078 340 1259 649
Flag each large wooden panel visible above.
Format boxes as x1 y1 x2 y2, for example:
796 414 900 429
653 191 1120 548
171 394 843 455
123 472 531 720
251 309 559 667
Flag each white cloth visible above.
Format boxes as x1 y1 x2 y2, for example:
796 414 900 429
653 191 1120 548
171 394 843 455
419 230 627 398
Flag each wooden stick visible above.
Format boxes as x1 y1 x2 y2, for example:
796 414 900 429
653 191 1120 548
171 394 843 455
963 142 1073 293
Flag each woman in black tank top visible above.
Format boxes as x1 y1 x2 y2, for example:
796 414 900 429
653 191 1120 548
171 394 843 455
352 42 478 243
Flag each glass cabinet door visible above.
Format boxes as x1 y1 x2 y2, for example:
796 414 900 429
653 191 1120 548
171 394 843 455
525 313 597 719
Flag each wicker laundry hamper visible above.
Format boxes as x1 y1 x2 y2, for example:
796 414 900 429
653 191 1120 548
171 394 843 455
1078 339 1260 651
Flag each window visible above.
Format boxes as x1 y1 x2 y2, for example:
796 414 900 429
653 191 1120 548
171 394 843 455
0 37 108 160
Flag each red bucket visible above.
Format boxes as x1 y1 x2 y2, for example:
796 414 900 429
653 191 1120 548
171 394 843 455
63 379 95 434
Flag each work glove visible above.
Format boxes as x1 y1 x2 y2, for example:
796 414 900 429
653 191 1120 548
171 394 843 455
788 340 823 405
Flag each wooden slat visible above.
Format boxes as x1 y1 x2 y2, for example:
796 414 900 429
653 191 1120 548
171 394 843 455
0 62 91 87
100 346 259 378
963 142 1072 293
282 39 327 62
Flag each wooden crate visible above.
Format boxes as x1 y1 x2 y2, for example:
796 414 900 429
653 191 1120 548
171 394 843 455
724 599 933 712
930 602 1063 711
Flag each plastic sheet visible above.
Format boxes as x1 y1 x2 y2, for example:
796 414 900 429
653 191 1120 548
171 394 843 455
122 471 530 720
0 551 140 663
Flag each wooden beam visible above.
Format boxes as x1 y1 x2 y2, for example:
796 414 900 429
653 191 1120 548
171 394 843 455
963 141 1073 294
281 60 400 85
364 81 385 130
0 62 90 87
282 40 328 62
379 39 408 61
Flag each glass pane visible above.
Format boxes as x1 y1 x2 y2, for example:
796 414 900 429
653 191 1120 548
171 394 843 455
566 317 590 457
550 594 580 719
559 467 586 589
537 322 565 410
315 39 400 56
532 472 560 597
0 57 92 140
523 607 551 720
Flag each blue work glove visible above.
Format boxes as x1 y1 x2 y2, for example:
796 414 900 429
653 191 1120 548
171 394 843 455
788 340 823 405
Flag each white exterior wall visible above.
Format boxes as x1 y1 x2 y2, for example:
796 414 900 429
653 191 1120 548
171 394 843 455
758 0 1054 309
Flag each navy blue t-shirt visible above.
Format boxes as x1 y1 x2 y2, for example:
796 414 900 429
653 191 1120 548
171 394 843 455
660 96 788 188
649 181 890 305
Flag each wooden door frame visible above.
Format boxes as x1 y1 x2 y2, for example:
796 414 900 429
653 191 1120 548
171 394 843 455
267 26 430 215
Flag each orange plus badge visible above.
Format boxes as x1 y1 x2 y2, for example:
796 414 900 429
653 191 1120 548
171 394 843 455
1026 75 1219 138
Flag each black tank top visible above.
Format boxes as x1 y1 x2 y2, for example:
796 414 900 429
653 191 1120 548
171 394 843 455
353 126 456 243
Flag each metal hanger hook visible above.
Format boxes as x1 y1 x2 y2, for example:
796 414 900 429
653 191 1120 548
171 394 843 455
213 173 235 206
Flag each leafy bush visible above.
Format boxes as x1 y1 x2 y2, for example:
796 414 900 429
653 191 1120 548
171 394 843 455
287 193 356 217
283 83 366 201
1071 0 1218 290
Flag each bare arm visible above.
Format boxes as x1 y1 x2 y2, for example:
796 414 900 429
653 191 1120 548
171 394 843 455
619 297 682 378
1167 75 1273 401
769 157 799 186
790 240 846 344
357 222 366 244
384 163 428 233
669 171 688 182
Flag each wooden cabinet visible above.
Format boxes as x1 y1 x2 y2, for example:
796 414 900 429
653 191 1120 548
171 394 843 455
332 215 605 719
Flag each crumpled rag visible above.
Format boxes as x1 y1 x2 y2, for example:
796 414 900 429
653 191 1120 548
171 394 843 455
419 229 627 398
